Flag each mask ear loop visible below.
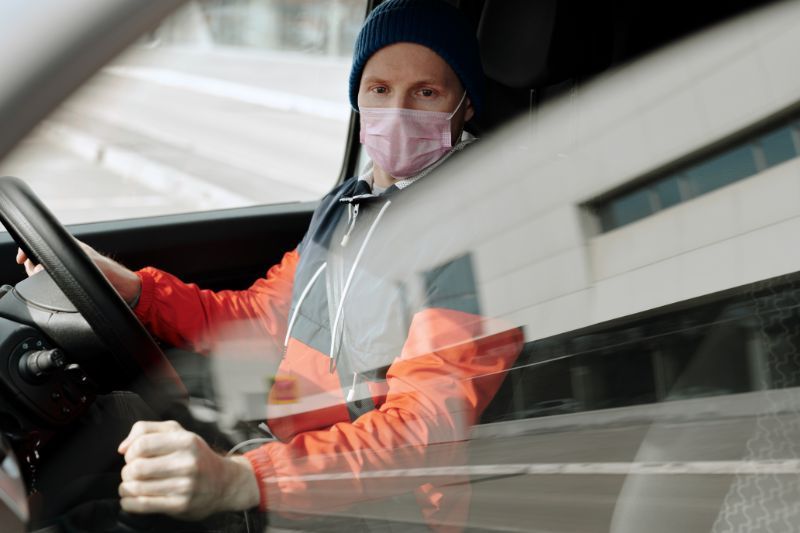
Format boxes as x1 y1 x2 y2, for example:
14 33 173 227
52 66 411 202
446 90 468 120
447 91 469 145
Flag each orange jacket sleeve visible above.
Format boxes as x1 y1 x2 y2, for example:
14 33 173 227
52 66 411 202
133 250 299 353
244 307 523 516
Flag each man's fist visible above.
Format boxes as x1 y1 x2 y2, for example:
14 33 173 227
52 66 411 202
118 420 259 519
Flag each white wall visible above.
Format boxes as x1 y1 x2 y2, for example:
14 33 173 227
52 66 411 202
382 0 800 342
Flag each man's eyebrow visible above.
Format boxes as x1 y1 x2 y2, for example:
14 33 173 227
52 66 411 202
413 79 446 87
360 76 449 87
361 75 388 84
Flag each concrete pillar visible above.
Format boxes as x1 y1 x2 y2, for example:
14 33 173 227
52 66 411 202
746 327 770 391
160 1 214 47
651 347 678 401
571 362 604 410
327 0 345 57
245 0 280 49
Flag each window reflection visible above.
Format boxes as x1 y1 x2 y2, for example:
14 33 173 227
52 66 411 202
596 117 800 231
482 274 800 424
599 188 654 230
652 175 682 210
759 126 796 168
685 144 757 196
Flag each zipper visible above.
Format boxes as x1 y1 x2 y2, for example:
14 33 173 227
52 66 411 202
329 199 393 373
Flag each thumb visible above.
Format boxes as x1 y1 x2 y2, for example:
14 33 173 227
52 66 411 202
24 260 43 277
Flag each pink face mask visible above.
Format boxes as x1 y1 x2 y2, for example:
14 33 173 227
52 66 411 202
359 92 467 179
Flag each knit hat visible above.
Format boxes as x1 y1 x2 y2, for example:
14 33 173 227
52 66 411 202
349 0 484 118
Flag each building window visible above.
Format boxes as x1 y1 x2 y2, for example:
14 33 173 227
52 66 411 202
595 118 800 232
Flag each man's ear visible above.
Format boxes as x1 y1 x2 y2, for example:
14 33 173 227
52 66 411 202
464 97 475 122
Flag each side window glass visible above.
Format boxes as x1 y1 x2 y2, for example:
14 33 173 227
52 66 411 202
0 0 367 225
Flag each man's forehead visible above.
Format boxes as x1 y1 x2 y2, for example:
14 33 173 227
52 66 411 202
361 43 460 86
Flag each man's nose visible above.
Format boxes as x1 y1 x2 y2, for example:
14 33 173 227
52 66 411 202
388 93 413 109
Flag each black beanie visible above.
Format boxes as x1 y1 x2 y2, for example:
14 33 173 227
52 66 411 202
348 0 484 118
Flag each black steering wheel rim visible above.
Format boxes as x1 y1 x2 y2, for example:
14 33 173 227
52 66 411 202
0 175 186 408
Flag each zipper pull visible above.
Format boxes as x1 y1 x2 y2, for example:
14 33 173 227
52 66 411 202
346 372 358 402
340 204 359 246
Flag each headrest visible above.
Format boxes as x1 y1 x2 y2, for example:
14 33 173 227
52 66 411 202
478 0 574 89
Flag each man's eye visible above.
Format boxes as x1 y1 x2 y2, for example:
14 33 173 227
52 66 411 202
420 89 434 97
373 86 388 94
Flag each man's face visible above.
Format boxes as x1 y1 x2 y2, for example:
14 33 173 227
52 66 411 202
358 42 474 144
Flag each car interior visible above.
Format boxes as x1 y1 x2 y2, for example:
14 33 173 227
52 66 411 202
0 0 783 531
0 0 774 292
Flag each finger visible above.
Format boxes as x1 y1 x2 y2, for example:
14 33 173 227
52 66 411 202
120 495 190 516
24 260 43 277
119 477 193 498
118 420 183 454
122 452 197 481
124 431 195 462
15 248 25 264
77 240 97 256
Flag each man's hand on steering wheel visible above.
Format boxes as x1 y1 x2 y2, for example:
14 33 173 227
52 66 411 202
16 240 142 306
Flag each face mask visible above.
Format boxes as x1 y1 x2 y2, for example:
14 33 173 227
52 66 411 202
359 91 467 179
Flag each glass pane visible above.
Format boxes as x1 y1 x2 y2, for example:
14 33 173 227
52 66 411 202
685 144 758 196
604 188 655 229
759 125 797 168
7 2 800 533
482 284 798 424
652 175 683 209
0 0 367 225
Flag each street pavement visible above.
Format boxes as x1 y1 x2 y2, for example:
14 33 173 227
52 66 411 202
0 45 352 225
0 131 200 224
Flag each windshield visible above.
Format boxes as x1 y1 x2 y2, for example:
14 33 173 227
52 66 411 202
1 1 799 532
0 0 364 225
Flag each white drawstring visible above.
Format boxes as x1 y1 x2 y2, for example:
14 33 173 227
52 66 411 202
329 200 392 371
226 437 274 457
346 372 358 402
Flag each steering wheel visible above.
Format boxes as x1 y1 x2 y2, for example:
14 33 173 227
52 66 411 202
0 176 185 413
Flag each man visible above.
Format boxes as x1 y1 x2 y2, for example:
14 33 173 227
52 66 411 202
20 0 521 529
